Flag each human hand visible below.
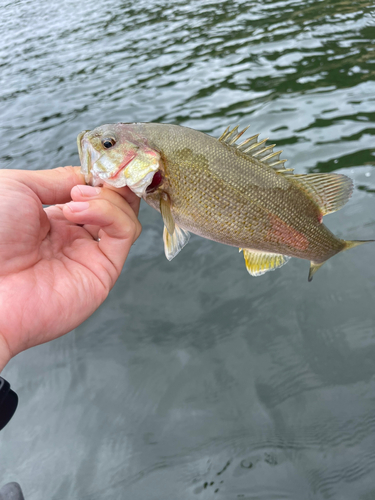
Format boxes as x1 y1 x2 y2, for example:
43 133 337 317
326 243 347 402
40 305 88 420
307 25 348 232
0 167 141 371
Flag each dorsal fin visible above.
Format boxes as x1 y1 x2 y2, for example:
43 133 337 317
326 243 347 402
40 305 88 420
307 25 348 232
291 173 353 216
218 126 353 216
218 125 289 171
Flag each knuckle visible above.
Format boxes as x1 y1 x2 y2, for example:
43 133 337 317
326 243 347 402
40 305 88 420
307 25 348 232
57 165 84 184
122 218 141 241
135 220 142 240
61 165 76 175
122 219 137 240
98 199 113 213
55 166 67 174
55 165 73 178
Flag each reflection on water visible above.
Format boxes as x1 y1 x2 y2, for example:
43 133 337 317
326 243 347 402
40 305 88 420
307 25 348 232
1 0 375 499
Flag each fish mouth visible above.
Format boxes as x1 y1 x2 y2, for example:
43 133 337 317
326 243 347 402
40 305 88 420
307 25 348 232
77 131 88 159
77 131 102 185
77 130 90 172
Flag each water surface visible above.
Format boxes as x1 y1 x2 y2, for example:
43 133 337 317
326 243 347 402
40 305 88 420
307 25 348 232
1 0 375 499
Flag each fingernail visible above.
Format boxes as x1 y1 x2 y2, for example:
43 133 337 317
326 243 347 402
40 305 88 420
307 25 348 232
76 185 101 197
67 201 90 212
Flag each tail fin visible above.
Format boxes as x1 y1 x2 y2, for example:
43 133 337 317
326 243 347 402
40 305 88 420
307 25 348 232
308 239 374 282
342 239 375 251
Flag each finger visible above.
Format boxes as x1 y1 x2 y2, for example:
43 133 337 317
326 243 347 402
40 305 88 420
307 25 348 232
46 204 101 240
70 185 140 227
103 184 141 216
0 166 85 205
62 199 142 275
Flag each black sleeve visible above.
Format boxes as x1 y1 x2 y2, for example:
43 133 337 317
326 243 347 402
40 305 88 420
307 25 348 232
0 377 18 431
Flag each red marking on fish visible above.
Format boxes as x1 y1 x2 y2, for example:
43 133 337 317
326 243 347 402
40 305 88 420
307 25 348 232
109 152 137 179
143 148 159 158
267 214 309 251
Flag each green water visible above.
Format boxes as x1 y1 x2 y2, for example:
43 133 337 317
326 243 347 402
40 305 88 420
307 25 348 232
1 0 375 498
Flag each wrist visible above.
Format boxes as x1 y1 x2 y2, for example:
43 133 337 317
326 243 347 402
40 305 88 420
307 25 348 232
0 333 12 373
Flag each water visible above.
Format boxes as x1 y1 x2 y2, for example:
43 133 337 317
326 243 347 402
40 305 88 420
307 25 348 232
1 0 375 498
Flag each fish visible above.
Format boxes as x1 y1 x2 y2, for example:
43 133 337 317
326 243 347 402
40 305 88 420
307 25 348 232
77 122 372 281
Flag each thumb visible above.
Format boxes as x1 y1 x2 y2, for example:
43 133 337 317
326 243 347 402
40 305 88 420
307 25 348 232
2 166 85 205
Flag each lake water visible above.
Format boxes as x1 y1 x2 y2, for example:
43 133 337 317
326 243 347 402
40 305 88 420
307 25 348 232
1 0 375 499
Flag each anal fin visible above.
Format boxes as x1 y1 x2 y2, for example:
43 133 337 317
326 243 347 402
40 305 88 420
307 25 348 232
163 225 190 261
241 248 291 276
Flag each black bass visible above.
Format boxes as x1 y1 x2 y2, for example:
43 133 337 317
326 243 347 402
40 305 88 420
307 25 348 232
77 123 372 280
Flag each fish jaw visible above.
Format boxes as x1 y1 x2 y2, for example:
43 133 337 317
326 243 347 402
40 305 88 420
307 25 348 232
78 131 102 186
77 129 160 195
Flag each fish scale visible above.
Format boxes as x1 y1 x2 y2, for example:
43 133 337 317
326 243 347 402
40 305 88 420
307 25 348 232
78 122 372 280
139 123 341 257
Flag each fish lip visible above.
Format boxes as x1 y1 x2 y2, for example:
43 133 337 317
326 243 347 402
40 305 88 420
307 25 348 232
77 130 90 164
77 130 88 150
77 131 104 185
77 130 92 180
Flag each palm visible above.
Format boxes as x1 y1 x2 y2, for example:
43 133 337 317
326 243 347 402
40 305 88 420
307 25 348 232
0 167 140 362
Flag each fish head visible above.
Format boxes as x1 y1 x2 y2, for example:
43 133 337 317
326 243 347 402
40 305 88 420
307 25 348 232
77 124 160 196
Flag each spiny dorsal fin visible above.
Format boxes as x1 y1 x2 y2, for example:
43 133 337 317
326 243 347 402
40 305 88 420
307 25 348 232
240 248 291 276
219 125 289 171
290 173 353 216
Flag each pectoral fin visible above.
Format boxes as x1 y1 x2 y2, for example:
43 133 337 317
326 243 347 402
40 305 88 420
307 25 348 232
241 248 291 276
160 196 175 235
163 225 190 261
159 195 190 260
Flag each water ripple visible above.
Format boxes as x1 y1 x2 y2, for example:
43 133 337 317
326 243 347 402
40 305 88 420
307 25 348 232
1 0 375 499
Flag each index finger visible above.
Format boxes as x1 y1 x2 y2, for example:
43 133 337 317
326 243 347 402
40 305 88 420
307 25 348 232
102 183 141 216
0 166 85 205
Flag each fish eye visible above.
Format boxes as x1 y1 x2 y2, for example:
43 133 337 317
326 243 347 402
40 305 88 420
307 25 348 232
102 137 116 149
